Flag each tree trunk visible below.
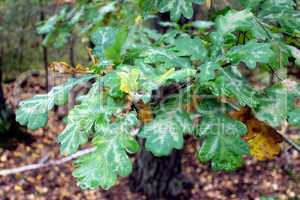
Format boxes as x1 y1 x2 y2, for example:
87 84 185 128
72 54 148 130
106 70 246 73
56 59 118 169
39 0 49 92
0 55 34 148
69 35 76 67
129 141 193 200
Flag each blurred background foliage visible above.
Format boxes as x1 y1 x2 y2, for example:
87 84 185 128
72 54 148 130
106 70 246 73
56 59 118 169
0 0 88 80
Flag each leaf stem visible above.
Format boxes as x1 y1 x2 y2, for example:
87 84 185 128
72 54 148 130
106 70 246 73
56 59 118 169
254 17 272 40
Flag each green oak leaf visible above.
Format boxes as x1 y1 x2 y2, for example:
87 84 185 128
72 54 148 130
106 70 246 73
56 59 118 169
269 40 290 69
91 27 116 60
173 35 207 61
259 0 295 15
288 45 300 67
101 71 123 97
278 11 300 34
216 9 254 35
211 9 256 57
105 27 128 63
141 47 191 68
58 93 120 155
259 0 299 34
254 82 300 127
15 95 49 130
73 113 139 190
227 40 274 69
199 61 219 83
16 77 92 130
288 108 300 126
139 108 193 156
73 137 132 190
158 0 205 21
197 115 249 171
209 68 258 107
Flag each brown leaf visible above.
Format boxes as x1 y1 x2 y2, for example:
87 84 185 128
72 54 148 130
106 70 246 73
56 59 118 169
49 62 91 74
137 102 153 123
230 107 283 160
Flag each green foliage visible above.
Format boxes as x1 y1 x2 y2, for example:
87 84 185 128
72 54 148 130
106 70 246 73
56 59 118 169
254 82 300 127
158 0 205 21
16 0 300 191
227 40 274 69
16 76 93 130
174 35 208 61
197 115 249 171
73 112 139 189
139 104 193 156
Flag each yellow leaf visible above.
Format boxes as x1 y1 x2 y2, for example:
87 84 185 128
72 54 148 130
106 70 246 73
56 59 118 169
158 68 175 84
230 107 282 160
118 69 140 94
246 119 282 160
135 15 143 26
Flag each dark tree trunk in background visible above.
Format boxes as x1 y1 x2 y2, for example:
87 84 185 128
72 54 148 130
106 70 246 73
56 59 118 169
0 53 11 133
42 44 49 92
68 35 77 108
39 0 49 92
128 9 208 199
0 55 34 148
0 68 6 112
69 35 76 67
129 141 193 200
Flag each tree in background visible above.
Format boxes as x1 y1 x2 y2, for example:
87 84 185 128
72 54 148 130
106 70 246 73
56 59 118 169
14 0 300 199
0 0 46 145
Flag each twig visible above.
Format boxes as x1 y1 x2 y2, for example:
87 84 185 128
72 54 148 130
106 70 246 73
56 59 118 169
268 64 283 81
0 147 96 176
243 32 246 44
254 17 272 39
230 105 300 153
236 32 241 45
277 121 300 153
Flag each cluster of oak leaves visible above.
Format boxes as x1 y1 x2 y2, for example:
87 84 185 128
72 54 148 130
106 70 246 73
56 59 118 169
47 58 284 163
14 0 300 191
138 94 283 161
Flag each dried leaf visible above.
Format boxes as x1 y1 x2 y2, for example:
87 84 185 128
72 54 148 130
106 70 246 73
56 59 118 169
86 47 97 65
246 119 282 160
137 102 153 123
230 107 282 160
49 62 91 74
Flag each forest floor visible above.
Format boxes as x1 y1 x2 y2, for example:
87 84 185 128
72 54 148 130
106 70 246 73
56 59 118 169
0 74 300 200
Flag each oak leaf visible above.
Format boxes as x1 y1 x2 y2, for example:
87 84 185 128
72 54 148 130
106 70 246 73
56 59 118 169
49 62 91 74
137 102 153 123
118 69 140 94
230 107 282 160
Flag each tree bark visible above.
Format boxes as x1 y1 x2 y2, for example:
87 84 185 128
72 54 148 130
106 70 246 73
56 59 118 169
69 35 76 67
0 54 34 148
129 141 193 200
39 0 49 92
